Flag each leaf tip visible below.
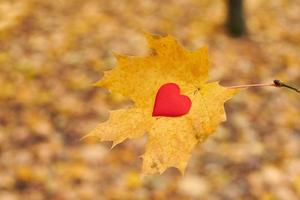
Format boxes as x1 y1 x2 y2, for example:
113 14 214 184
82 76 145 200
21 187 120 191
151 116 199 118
111 140 122 149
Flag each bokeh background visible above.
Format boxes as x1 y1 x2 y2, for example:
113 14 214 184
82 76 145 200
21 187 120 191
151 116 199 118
1 0 300 199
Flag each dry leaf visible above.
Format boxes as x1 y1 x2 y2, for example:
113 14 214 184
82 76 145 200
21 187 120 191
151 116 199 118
88 33 239 174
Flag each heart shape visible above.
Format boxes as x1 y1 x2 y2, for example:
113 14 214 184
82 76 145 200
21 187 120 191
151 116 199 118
152 83 192 117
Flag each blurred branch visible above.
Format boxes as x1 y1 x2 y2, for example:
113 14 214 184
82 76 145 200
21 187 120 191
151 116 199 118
273 80 300 93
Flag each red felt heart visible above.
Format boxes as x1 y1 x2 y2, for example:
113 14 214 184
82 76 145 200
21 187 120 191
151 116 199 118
152 83 192 117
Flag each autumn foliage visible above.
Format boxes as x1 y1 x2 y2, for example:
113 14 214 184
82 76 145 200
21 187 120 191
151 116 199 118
89 33 239 174
1 0 300 199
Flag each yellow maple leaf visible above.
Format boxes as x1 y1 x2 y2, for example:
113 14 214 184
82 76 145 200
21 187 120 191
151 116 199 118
88 33 239 174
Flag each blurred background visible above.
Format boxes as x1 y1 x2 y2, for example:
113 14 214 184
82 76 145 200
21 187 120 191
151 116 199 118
0 0 300 199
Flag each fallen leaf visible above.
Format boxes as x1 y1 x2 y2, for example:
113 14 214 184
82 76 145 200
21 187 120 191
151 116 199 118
88 33 239 174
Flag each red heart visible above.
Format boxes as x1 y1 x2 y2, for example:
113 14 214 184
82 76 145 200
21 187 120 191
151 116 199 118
152 83 192 117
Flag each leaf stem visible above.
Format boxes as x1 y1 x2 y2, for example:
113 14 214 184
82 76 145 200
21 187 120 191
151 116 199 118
226 80 300 93
226 83 275 89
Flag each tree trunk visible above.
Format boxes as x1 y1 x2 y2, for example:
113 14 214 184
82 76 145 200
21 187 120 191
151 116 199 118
226 0 246 37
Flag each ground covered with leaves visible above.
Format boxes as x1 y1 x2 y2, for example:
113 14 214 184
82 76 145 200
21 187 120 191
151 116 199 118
0 0 300 199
